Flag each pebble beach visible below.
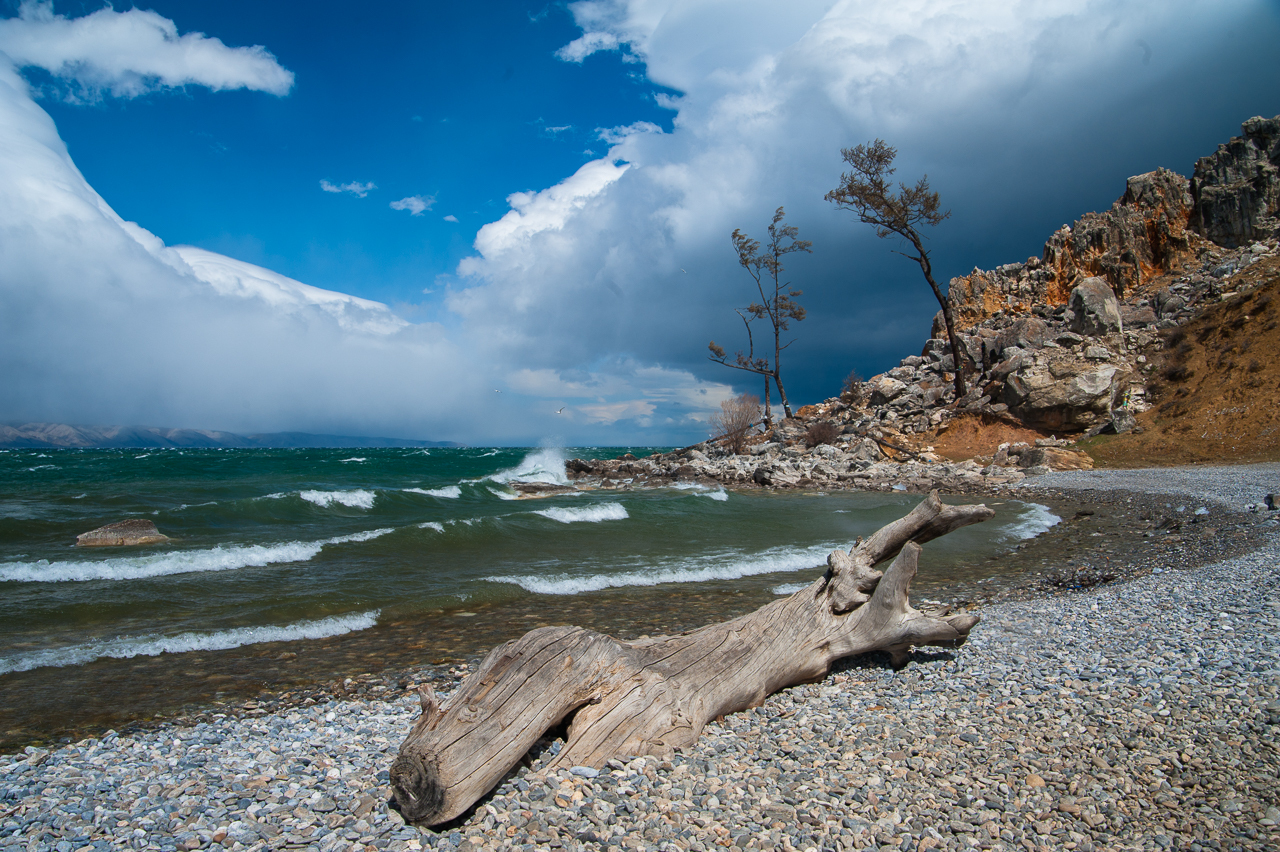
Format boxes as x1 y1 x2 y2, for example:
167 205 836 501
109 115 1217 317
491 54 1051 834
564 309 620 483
4 465 1280 852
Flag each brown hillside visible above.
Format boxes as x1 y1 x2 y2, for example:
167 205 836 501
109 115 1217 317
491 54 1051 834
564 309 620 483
1081 255 1280 466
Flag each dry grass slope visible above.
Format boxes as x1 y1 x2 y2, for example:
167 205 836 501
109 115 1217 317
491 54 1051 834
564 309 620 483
1082 256 1280 466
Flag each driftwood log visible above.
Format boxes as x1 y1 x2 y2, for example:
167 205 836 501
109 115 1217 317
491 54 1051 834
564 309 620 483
391 491 993 826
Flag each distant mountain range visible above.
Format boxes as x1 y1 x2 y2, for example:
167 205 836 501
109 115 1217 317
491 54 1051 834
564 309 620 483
0 422 458 449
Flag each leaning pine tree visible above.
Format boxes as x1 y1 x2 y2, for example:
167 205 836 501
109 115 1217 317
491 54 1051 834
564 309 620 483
825 140 969 399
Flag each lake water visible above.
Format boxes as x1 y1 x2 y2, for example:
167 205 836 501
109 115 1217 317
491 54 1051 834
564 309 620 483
0 446 1058 745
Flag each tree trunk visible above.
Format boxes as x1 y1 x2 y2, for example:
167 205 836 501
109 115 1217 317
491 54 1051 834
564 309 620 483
763 373 773 429
390 492 992 826
912 238 968 399
773 369 793 420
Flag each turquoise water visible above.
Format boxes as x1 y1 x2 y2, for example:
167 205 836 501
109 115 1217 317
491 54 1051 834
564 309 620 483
0 446 1058 681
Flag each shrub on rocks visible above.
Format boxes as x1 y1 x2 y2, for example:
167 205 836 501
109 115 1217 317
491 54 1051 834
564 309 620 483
804 420 840 448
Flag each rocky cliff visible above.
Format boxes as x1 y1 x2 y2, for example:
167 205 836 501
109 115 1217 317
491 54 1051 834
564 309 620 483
1191 115 1280 249
945 115 1280 330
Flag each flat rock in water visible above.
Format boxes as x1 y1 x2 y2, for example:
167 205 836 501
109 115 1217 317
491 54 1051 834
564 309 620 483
76 519 170 547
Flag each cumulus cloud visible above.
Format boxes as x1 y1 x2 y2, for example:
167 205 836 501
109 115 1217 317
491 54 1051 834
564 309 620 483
0 1 294 100
320 180 376 197
443 214 458 223
390 195 433 216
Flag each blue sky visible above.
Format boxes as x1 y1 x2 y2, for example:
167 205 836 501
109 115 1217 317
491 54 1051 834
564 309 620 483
1 1 1279 444
35 1 676 309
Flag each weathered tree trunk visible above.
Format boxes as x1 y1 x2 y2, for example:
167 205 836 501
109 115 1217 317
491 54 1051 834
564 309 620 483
391 492 992 826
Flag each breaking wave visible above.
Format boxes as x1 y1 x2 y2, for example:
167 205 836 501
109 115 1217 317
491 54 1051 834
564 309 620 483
533 503 628 524
403 486 462 499
300 489 376 509
0 528 394 583
486 542 832 595
0 610 380 675
1005 502 1061 541
490 448 569 486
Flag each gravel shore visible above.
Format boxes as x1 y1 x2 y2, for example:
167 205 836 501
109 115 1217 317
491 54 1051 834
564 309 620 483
4 466 1279 852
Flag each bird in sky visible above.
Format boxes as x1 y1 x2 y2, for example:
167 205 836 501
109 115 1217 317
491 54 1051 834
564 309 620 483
556 407 566 414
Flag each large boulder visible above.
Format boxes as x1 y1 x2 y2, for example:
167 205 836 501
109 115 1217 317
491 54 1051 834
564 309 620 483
76 519 170 547
1002 351 1130 431
1068 277 1123 337
995 317 1050 357
868 376 908 405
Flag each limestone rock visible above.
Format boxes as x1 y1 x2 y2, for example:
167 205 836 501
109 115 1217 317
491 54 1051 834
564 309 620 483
995 317 1050 359
1068 278 1123 337
1002 352 1130 431
946 167 1200 328
1191 115 1280 248
76 519 170 547
868 377 907 405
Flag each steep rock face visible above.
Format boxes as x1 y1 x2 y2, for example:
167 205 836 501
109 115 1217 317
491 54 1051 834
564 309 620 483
944 167 1200 330
1191 115 1280 249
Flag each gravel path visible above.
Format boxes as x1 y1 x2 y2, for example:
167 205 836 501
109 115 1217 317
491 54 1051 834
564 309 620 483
3 468 1279 852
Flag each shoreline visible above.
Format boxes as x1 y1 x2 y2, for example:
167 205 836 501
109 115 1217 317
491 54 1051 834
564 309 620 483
3 465 1279 852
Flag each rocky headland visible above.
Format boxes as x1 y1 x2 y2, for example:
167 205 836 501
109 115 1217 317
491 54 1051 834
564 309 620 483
567 116 1280 493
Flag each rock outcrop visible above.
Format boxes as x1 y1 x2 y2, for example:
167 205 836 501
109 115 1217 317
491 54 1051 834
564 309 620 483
945 167 1202 330
1191 115 1280 249
76 519 170 547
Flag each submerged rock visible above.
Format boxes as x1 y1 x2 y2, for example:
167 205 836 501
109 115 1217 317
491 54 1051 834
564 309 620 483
76 519 170 547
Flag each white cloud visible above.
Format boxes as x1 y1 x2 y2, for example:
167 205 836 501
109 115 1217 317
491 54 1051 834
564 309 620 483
596 120 663 145
443 214 458 223
0 1 293 100
390 195 433 216
320 180 376 197
457 157 630 276
555 0 671 62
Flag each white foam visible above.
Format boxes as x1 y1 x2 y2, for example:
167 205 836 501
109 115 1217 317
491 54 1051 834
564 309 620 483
704 489 729 502
487 543 832 595
418 522 445 533
26 465 55 471
299 489 376 509
1005 502 1061 540
328 528 396 544
533 503 628 524
403 486 462 499
771 582 809 596
339 457 367 463
487 487 519 501
490 448 569 486
0 528 393 584
0 610 380 675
